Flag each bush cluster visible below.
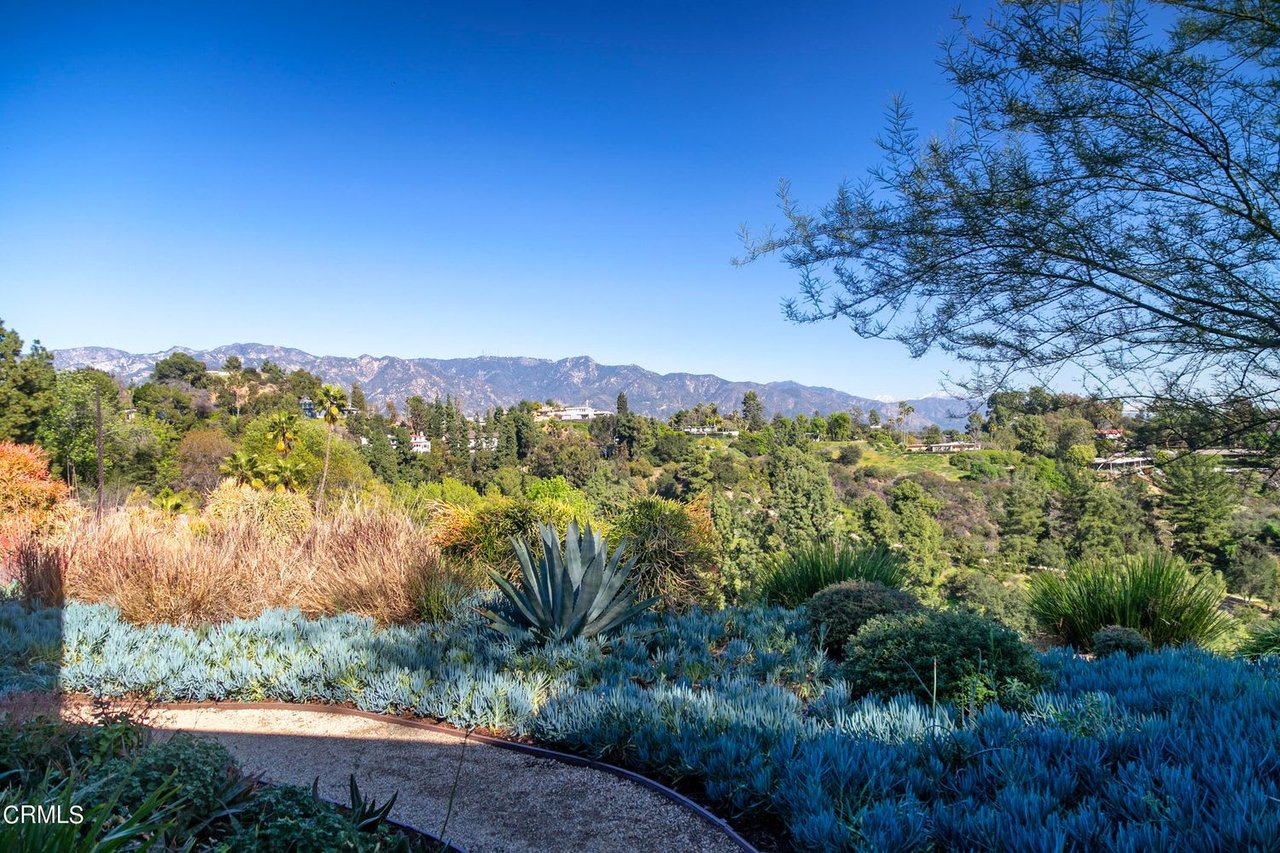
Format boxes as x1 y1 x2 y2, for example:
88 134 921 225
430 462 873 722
843 608 1044 705
805 580 920 658
1092 625 1151 658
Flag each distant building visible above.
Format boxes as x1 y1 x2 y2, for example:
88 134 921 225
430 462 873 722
680 426 740 437
410 433 431 454
299 397 317 418
1095 428 1125 441
908 441 981 453
536 405 604 422
1092 455 1152 473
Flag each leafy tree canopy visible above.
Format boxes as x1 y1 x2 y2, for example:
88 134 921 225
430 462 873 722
741 1 1280 422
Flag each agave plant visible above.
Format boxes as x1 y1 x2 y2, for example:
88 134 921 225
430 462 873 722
482 520 658 643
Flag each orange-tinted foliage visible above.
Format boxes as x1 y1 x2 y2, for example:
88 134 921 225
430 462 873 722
0 442 68 577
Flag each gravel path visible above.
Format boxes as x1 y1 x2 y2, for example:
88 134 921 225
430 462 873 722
148 706 747 853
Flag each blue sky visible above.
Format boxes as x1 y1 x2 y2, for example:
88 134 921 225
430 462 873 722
2 1 992 398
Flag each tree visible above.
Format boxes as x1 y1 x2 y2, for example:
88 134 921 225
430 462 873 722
769 446 838 548
742 391 766 432
313 384 347 510
152 352 207 386
740 1 1280 433
827 411 853 441
350 382 367 415
616 392 630 418
219 450 263 488
0 320 56 444
177 429 234 493
1159 452 1238 563
264 412 299 457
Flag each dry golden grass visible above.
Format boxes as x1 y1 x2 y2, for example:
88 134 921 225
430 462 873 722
34 498 483 626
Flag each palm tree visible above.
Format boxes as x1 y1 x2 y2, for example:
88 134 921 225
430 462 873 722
263 456 307 493
219 450 263 488
265 411 299 457
314 384 347 512
897 401 915 448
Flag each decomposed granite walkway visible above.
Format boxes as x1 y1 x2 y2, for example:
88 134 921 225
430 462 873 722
147 705 750 853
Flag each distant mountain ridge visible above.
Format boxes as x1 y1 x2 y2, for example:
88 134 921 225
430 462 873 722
51 344 978 429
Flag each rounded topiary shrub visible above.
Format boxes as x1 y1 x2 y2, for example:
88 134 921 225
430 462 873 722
1092 625 1151 658
806 580 921 658
843 608 1043 705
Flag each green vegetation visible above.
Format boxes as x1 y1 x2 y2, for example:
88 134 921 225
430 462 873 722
483 520 658 643
843 608 1044 706
1028 553 1234 651
804 579 921 658
759 541 906 607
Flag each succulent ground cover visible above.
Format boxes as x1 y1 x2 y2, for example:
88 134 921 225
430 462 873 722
5 598 1280 851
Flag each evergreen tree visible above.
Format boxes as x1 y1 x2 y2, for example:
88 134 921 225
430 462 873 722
616 392 629 417
1159 452 1238 563
769 446 838 548
742 391 766 432
0 319 56 444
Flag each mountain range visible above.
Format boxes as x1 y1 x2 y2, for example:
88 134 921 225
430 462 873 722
50 344 978 430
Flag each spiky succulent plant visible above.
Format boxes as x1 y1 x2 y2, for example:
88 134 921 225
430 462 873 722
482 520 658 644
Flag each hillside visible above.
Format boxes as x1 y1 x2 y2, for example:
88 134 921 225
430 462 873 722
51 344 977 429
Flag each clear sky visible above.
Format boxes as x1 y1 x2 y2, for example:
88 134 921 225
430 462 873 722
2 1 987 398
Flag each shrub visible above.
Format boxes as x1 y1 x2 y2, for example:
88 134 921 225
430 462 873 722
610 496 721 609
1237 619 1280 660
1092 625 1151 658
843 609 1043 705
759 541 906 607
432 494 596 578
0 443 68 582
805 580 920 658
835 444 863 466
941 571 1034 635
204 480 313 539
1027 552 1233 651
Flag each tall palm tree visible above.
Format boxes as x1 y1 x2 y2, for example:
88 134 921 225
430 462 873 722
897 401 915 447
265 411 299 457
314 384 347 512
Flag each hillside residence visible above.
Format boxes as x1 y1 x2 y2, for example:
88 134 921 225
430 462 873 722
410 433 432 454
681 426 741 437
906 441 982 453
536 405 604 422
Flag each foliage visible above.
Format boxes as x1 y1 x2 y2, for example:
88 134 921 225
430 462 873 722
11 600 1280 849
769 447 839 548
759 541 906 607
805 580 921 658
57 502 477 625
1027 553 1233 651
740 0 1280 433
483 520 658 644
1158 452 1239 563
431 493 595 578
1237 619 1280 661
239 416 372 501
941 570 1035 636
843 608 1044 706
0 442 69 579
205 480 313 539
0 320 56 446
1091 625 1151 659
610 495 721 609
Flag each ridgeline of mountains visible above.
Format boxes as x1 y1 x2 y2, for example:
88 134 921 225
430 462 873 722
51 344 976 430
